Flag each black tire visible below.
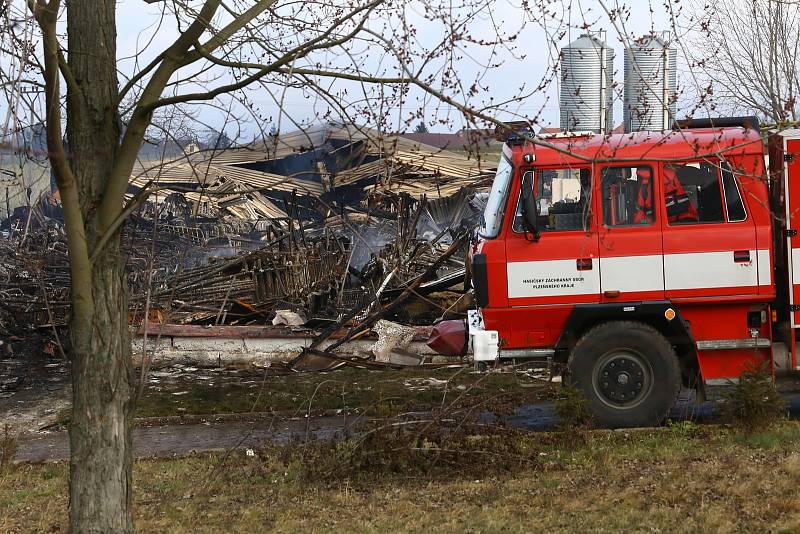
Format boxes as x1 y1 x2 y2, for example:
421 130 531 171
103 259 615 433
567 321 680 428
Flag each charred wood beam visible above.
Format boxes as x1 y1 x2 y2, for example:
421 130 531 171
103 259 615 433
309 231 467 354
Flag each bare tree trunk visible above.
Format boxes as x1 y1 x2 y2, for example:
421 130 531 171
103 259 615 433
62 1 134 532
68 233 134 533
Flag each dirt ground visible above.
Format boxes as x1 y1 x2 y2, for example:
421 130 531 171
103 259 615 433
3 421 800 533
1 354 555 437
6 361 559 463
0 345 70 435
5 341 800 468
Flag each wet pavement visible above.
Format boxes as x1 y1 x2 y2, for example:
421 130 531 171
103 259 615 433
14 388 800 463
15 415 350 463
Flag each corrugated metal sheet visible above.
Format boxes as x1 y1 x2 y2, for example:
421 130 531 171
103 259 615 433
129 123 495 220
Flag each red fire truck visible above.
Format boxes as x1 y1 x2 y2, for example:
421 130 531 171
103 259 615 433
464 117 800 427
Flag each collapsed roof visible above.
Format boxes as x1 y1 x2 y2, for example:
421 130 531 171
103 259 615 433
128 123 498 223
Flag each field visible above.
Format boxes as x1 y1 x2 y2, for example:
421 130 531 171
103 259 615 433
3 420 800 533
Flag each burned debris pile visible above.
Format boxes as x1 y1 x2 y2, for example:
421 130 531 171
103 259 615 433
0 220 69 328
143 230 351 325
0 124 496 341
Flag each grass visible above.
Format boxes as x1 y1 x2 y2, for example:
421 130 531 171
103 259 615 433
0 425 17 467
3 421 800 533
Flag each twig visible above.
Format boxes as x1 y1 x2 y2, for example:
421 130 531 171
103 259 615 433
35 271 66 360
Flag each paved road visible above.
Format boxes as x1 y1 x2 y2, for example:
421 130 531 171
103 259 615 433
15 391 800 463
15 415 348 463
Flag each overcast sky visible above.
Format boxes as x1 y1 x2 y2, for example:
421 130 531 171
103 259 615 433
0 0 687 142
118 1 687 135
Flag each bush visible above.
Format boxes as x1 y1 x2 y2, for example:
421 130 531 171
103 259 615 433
281 421 542 484
720 362 786 433
553 383 593 430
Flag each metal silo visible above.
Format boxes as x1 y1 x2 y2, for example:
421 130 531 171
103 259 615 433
623 33 677 132
559 32 615 133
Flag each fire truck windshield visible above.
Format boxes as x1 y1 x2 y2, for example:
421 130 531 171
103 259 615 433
479 155 513 238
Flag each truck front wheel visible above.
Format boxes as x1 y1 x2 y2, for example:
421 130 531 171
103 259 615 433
567 321 681 428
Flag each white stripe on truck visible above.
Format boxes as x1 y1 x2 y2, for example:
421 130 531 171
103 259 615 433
598 254 663 293
507 258 600 298
507 249 767 297
791 248 800 287
758 249 771 286
663 250 758 290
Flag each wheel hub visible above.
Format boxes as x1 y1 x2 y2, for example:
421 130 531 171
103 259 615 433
594 352 650 407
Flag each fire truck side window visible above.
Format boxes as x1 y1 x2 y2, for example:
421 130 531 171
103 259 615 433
721 163 748 222
512 167 590 232
600 166 655 226
664 163 724 224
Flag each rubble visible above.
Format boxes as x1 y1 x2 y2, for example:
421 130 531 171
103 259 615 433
371 320 418 363
0 124 493 371
272 310 307 327
141 229 351 325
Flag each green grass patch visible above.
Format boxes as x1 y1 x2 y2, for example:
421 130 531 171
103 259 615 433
734 423 800 450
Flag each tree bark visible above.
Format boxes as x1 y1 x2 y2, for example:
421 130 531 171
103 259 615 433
62 1 135 532
68 236 134 534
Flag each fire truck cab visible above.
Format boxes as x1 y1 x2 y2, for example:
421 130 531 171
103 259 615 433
469 118 800 427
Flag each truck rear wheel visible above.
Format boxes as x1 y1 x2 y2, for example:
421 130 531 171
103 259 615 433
567 321 680 428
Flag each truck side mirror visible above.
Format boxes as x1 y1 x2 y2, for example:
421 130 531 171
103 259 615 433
520 171 540 241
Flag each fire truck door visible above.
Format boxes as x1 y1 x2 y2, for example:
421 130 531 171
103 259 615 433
785 139 800 326
661 161 758 298
504 167 601 307
597 164 666 301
